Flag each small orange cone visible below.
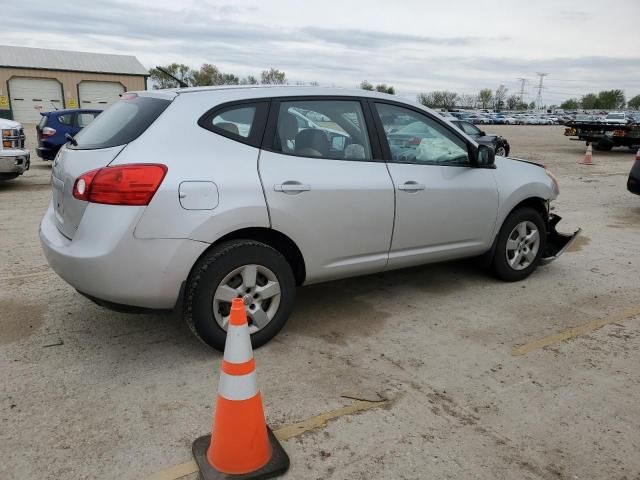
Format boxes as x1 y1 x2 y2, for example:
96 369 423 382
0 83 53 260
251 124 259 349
192 298 289 479
579 143 593 165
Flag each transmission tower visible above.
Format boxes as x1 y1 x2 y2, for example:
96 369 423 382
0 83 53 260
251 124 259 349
516 78 527 104
535 72 548 110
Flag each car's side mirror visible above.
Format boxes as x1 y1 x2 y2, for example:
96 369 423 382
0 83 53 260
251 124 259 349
476 144 495 168
479 130 486 136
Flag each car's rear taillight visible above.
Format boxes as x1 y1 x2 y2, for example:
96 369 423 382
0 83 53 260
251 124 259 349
41 127 56 138
72 164 167 206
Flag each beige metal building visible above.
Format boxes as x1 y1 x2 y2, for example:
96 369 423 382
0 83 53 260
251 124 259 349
0 46 148 123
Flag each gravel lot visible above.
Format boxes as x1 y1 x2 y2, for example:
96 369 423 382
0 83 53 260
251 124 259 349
1 124 639 480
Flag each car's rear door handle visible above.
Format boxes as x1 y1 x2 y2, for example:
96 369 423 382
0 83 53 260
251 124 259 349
274 182 311 193
397 181 425 192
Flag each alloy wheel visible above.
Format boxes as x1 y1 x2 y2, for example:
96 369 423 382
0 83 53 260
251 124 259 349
212 264 281 333
505 221 540 270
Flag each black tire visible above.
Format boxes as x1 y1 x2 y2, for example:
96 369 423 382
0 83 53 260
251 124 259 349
491 207 547 282
184 240 296 351
593 140 613 151
495 144 508 157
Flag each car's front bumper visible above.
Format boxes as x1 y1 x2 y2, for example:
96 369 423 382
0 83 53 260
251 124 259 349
0 149 30 174
540 214 581 265
39 200 208 309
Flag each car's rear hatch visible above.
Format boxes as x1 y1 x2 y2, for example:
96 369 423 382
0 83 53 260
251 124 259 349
50 93 173 239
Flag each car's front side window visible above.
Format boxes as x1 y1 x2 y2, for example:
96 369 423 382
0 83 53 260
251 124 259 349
273 100 372 161
375 103 470 166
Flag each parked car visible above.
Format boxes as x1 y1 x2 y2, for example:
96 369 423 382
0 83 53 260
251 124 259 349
628 150 640 195
451 120 511 157
495 114 517 125
40 87 579 351
604 112 628 125
36 109 101 160
0 118 30 181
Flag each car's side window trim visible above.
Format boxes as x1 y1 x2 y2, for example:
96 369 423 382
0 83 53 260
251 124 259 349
198 99 270 148
261 95 384 162
369 99 478 166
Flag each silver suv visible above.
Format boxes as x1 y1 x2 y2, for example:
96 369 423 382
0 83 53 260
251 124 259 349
40 86 578 350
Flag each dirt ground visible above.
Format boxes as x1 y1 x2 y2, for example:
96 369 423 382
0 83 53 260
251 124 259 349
1 124 639 480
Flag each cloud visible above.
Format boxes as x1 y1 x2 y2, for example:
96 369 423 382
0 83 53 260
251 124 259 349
2 0 639 104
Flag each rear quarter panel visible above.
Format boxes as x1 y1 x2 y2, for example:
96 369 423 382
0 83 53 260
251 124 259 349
121 92 270 241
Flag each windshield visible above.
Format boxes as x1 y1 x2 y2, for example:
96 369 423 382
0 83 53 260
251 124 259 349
71 95 171 150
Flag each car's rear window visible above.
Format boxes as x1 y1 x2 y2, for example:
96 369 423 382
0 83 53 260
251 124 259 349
37 115 48 130
70 95 171 150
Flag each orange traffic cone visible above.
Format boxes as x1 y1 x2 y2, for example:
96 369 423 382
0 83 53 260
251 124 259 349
579 143 593 165
192 298 289 479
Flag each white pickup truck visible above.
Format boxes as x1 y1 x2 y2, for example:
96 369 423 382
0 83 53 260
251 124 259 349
0 118 30 181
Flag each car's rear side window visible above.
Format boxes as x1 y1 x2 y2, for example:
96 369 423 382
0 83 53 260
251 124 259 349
70 95 171 150
198 101 269 148
58 114 74 126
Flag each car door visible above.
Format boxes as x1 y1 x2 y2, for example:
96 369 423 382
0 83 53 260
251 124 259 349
259 97 395 284
371 101 499 269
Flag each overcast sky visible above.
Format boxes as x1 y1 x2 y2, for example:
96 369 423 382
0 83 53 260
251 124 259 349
3 0 640 105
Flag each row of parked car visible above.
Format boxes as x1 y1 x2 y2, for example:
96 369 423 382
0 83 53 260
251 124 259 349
440 111 566 126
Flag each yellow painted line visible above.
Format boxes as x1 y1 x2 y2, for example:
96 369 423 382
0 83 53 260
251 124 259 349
512 306 640 356
145 399 388 480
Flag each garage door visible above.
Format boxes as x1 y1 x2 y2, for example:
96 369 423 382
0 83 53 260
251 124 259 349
78 82 125 109
8 77 63 124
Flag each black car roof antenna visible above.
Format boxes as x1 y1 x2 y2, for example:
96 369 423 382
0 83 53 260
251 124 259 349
155 66 189 88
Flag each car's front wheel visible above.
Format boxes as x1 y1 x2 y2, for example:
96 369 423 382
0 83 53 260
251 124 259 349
495 145 508 157
184 240 296 351
491 208 547 282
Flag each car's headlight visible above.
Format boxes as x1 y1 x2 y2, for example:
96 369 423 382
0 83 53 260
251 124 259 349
544 166 559 194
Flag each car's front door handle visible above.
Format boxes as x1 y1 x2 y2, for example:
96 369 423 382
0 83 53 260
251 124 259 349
274 182 311 193
397 181 426 192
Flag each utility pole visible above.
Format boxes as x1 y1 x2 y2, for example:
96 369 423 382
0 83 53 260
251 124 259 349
516 78 527 104
535 72 548 110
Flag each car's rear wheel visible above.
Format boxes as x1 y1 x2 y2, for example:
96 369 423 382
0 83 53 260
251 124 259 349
491 207 547 282
184 240 296 351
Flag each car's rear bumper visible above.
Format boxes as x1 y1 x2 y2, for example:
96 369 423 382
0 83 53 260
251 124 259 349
39 200 209 309
37 146 58 160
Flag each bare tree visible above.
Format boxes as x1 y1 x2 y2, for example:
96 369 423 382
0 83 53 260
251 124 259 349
494 85 508 110
458 94 476 108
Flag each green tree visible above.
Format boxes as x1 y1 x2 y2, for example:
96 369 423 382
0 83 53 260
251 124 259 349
149 63 194 89
375 84 395 94
478 89 493 109
596 89 625 109
360 80 374 91
192 64 222 86
628 95 640 110
261 68 287 85
560 98 580 110
581 93 598 110
528 101 536 110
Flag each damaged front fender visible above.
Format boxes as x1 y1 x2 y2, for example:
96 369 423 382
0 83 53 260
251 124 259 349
540 214 581 265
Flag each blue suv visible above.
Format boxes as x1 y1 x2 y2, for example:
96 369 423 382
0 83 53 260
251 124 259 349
36 109 101 160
